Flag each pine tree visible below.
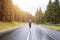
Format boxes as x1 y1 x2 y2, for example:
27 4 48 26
0 0 14 22
35 8 43 24
45 0 60 24
51 0 60 24
45 0 53 23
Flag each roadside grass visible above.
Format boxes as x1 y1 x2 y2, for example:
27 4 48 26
37 24 60 31
0 22 27 31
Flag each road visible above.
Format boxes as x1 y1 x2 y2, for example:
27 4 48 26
0 24 59 40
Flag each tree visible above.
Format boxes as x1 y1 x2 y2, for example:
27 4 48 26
35 8 43 24
13 5 33 22
45 0 53 23
52 0 60 24
0 0 14 22
0 0 33 22
45 0 60 24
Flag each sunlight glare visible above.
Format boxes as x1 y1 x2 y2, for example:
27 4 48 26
12 0 50 15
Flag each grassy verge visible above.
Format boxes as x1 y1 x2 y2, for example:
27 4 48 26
0 22 27 31
38 24 60 31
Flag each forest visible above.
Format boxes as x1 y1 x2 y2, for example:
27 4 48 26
0 0 60 24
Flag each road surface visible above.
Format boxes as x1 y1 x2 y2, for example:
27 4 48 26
0 24 60 40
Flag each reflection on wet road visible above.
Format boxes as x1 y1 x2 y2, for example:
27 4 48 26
0 24 55 40
35 28 54 40
28 25 54 40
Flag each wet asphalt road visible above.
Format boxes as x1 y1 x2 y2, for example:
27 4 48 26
0 24 54 40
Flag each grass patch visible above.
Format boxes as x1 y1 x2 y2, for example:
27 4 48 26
38 24 60 31
0 22 26 31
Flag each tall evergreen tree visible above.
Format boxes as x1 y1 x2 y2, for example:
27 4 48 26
51 0 60 24
45 0 53 23
0 0 14 22
35 8 43 24
45 0 60 24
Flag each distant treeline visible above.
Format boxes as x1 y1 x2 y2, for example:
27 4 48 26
0 0 60 24
0 0 33 22
35 0 60 24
